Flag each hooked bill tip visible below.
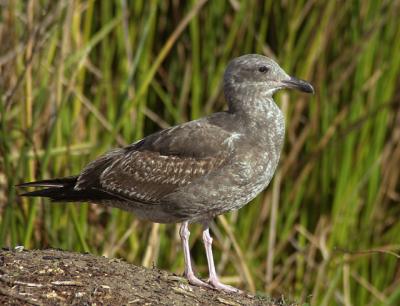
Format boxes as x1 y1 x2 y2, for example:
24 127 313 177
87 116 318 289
282 77 314 94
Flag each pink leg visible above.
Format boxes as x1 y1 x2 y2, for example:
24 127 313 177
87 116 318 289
179 222 211 288
202 227 242 293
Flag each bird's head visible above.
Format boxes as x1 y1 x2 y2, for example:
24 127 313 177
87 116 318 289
224 54 314 98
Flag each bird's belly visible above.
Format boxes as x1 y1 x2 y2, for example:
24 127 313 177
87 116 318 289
96 199 185 223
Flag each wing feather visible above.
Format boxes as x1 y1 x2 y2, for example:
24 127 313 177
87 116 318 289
74 115 237 204
100 150 226 203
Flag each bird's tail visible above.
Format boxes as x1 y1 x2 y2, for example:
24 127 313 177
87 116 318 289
16 176 116 202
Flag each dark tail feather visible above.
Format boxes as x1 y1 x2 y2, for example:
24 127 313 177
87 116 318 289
16 176 78 188
19 187 71 199
17 176 117 202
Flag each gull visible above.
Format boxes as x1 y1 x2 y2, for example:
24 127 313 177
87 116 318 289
18 54 314 293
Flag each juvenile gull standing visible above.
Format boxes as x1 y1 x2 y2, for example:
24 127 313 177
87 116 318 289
18 54 314 293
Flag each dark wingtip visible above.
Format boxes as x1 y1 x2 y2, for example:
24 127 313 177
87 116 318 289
16 177 78 188
16 181 49 188
18 189 54 197
16 181 63 188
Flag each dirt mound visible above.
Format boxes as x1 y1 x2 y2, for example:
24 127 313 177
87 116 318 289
0 248 291 305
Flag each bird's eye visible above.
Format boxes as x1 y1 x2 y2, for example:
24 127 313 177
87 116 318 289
258 66 269 73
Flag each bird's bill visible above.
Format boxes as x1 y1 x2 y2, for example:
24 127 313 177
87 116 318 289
281 77 314 94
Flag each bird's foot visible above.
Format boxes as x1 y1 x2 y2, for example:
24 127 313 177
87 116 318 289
185 271 213 289
184 272 242 293
208 276 243 293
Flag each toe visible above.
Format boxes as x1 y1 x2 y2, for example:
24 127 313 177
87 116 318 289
208 279 242 293
186 272 213 289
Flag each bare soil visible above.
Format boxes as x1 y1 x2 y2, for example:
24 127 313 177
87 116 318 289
0 248 293 306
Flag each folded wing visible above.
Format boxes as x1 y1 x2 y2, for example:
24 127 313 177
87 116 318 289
75 117 234 204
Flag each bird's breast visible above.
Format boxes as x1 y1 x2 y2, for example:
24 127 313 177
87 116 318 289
228 109 285 207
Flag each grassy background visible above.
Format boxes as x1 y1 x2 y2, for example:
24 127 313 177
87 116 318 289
1 0 400 305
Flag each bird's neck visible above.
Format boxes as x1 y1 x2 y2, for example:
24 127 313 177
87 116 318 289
225 85 285 156
225 85 282 120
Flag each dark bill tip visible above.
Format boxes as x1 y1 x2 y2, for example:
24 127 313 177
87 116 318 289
282 77 314 94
